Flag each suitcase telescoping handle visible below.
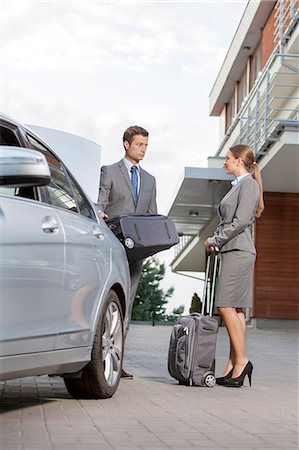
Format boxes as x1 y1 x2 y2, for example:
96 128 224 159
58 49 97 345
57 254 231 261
201 249 219 318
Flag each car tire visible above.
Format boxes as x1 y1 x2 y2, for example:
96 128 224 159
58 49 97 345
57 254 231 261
64 290 124 399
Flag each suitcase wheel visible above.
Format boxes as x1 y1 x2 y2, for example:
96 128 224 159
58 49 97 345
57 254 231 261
204 373 216 388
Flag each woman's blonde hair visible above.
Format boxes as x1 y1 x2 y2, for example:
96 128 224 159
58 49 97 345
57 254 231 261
230 144 265 218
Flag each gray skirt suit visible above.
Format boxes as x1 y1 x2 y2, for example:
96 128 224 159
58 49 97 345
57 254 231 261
207 175 259 308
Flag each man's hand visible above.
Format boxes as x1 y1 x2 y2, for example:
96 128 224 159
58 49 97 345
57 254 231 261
94 203 109 221
100 211 108 220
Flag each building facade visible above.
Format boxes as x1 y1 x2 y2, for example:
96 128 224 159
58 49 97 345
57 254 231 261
168 0 299 327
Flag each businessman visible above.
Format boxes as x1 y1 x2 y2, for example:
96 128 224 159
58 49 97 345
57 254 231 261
97 125 157 378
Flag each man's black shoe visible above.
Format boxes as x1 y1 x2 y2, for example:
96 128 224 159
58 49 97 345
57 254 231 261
121 369 133 379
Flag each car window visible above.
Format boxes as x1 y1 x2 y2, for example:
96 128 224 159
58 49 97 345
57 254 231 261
0 186 37 200
0 124 21 146
26 133 95 220
65 171 96 220
41 164 79 212
25 134 78 212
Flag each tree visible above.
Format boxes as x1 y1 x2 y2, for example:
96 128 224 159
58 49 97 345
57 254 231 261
166 304 185 323
189 292 202 314
132 257 174 325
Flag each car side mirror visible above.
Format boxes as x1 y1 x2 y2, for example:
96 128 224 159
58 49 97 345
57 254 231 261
0 146 51 187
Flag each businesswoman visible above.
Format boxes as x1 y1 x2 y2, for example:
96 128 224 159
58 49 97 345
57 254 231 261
205 144 264 387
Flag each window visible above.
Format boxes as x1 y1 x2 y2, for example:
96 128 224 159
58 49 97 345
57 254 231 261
0 124 22 146
42 165 78 212
26 134 60 169
238 68 248 111
26 132 95 220
226 94 236 130
0 186 37 200
26 134 78 212
66 172 96 220
250 43 262 91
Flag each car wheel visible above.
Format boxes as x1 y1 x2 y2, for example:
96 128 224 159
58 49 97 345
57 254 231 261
64 290 124 399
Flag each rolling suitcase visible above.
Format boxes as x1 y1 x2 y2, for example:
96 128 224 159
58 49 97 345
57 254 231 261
106 214 179 263
167 252 220 387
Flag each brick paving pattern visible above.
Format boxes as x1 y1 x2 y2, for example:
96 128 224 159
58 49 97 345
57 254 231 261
0 324 298 449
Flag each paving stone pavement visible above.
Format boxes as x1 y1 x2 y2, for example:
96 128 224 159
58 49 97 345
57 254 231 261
0 323 298 450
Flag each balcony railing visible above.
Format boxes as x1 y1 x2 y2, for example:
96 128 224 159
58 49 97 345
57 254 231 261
216 0 299 158
216 52 298 158
174 234 193 258
239 59 299 156
274 0 299 49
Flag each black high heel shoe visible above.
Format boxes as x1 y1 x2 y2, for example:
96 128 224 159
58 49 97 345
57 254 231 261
223 361 253 387
216 368 234 385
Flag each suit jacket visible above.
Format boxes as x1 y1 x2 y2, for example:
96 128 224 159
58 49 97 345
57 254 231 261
97 159 157 217
208 175 259 254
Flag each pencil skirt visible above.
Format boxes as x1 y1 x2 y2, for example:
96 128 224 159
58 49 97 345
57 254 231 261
216 250 256 308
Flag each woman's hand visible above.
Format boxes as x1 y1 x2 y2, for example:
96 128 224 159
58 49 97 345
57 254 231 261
205 238 215 254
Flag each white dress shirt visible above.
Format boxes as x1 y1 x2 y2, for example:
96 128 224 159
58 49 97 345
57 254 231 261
231 173 251 186
123 157 140 192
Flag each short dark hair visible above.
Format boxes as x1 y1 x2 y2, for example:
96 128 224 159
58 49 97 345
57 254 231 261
123 126 149 145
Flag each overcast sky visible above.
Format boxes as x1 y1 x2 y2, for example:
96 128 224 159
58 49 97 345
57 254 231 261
1 0 247 313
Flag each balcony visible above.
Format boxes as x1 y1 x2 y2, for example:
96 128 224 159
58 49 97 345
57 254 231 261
216 0 299 158
217 53 298 159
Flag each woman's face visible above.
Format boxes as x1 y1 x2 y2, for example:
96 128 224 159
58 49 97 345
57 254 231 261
224 150 239 175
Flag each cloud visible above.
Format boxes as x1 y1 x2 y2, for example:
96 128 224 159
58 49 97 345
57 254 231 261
2 1 230 75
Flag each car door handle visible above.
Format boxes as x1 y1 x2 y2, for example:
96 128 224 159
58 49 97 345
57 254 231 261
42 216 59 233
93 228 104 240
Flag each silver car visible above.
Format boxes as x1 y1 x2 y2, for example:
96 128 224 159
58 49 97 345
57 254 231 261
0 114 130 399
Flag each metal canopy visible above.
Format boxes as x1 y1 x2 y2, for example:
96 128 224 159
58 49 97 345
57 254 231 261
167 167 234 236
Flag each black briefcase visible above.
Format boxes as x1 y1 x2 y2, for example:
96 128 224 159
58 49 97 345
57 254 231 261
106 214 179 263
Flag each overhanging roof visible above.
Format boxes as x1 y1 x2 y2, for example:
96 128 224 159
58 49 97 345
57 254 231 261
167 167 233 236
168 132 298 274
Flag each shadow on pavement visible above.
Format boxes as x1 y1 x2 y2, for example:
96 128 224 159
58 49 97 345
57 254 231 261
0 376 72 413
0 398 56 413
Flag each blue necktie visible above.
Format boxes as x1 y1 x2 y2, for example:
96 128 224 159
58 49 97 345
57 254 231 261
130 165 139 205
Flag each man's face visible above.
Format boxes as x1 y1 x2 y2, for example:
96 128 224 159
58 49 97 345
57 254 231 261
124 134 148 164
